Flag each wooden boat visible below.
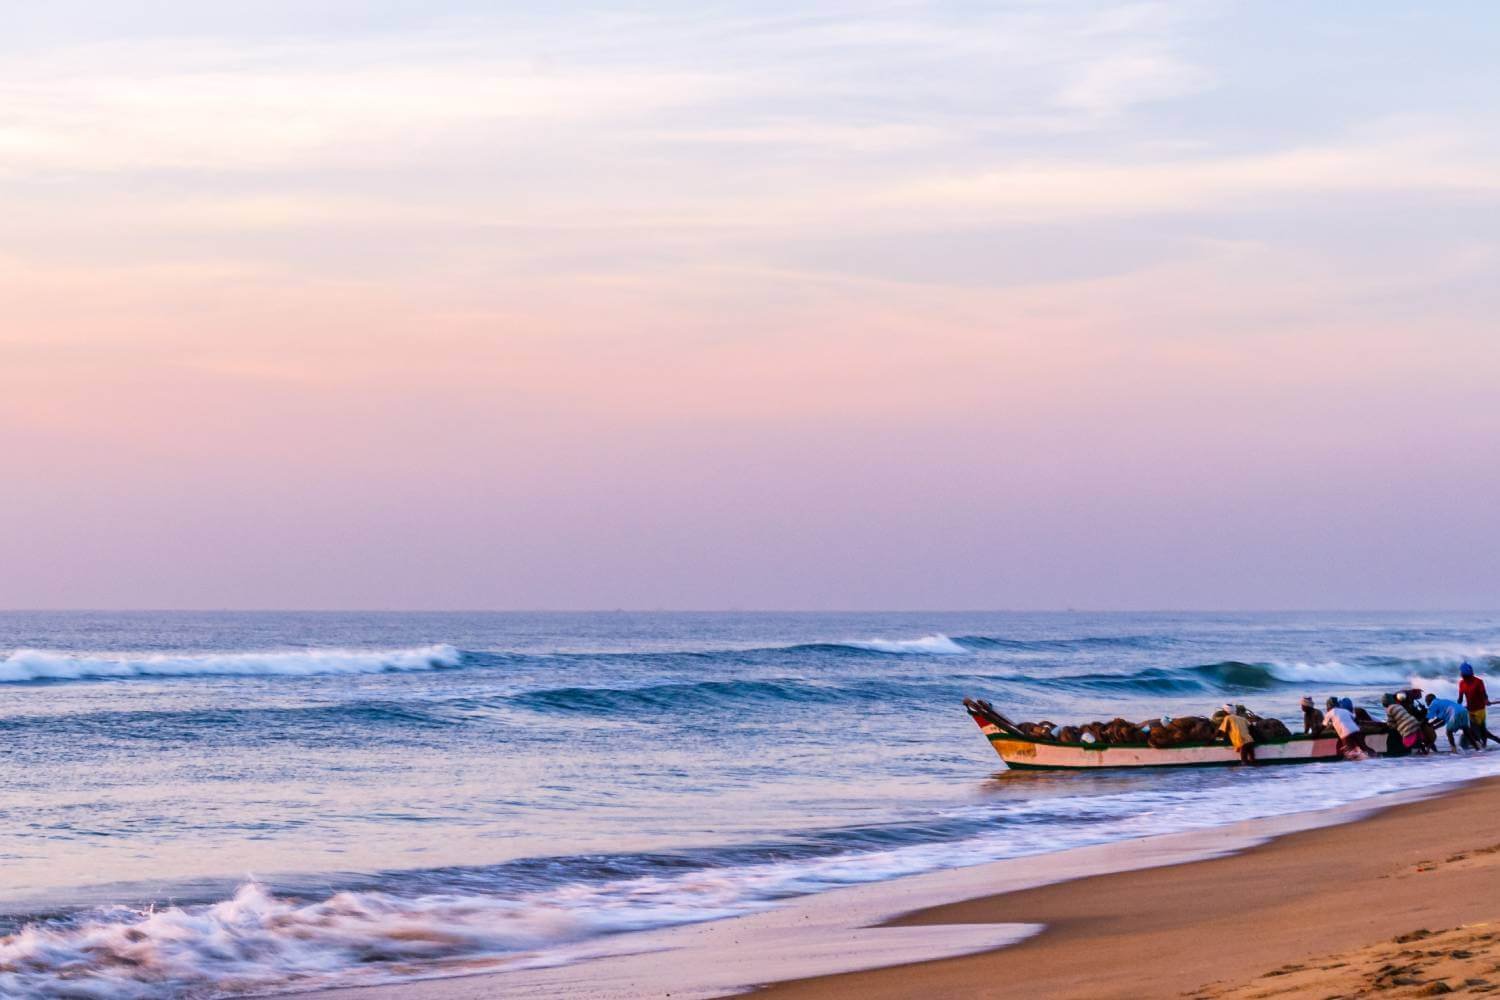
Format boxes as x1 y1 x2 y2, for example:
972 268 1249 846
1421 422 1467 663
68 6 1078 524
964 698 1389 770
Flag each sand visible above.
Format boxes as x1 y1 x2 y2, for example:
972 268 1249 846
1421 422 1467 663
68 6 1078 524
1198 922 1500 998
308 776 1500 999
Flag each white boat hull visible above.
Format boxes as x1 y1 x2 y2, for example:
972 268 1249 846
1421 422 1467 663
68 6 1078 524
977 723 1389 769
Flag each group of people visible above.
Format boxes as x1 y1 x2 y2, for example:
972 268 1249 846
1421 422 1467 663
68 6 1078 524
1218 661 1494 764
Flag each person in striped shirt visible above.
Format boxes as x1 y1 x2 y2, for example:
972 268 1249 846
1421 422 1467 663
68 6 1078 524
1383 693 1429 754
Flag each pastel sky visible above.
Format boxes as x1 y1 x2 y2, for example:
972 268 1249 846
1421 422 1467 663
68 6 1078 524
2 1 1498 610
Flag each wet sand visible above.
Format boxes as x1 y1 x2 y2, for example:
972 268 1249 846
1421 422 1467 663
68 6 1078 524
760 773 1500 1000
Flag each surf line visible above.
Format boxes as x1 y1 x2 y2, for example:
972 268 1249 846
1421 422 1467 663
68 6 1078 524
316 786 1445 999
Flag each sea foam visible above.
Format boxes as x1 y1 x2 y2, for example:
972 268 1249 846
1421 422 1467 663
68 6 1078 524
0 644 462 683
0 874 768 999
844 634 967 655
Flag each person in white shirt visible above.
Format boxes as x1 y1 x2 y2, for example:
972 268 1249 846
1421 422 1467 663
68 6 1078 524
1321 697 1370 758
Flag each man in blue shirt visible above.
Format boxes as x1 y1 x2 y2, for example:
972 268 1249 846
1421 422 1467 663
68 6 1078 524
1425 693 1477 752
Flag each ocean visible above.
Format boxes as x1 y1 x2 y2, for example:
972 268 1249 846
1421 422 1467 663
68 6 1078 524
1 610 1498 998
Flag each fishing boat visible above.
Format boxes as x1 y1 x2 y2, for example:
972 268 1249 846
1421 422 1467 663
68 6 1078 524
964 698 1389 770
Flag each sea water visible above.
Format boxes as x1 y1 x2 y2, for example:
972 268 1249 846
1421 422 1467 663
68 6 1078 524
1 610 1498 997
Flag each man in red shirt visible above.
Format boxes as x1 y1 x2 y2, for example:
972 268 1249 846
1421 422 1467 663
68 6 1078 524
1458 662 1497 748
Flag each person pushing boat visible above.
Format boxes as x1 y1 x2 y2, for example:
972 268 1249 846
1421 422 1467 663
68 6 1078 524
1383 693 1429 755
1424 693 1477 752
1216 704 1257 764
1395 688 1427 722
1458 662 1498 748
1321 697 1370 758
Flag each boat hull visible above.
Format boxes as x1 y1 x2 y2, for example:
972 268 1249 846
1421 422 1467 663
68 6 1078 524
978 723 1389 769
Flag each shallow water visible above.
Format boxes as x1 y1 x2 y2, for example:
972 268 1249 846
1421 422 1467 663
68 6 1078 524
1 610 1498 997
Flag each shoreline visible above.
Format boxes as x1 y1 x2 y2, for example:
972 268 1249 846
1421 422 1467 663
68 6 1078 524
308 775 1482 999
762 772 1500 999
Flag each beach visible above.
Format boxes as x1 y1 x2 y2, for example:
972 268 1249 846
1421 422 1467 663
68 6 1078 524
313 774 1500 999
5 612 1500 998
763 774 1500 999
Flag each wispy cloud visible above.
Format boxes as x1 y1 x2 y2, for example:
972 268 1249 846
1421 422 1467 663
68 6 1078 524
1056 52 1209 114
0 2 1217 176
889 128 1500 222
0 41 732 174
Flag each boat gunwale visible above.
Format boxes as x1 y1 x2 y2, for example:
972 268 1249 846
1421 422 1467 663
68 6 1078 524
979 727 1329 752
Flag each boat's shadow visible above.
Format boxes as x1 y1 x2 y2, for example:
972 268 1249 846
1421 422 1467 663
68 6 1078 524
976 767 1171 797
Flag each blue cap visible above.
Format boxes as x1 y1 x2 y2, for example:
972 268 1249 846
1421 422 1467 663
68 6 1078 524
1340 697 1353 711
1461 662 1474 677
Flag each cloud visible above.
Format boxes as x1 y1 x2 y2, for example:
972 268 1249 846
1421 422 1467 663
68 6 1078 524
0 2 1218 178
2 4 1496 312
0 39 731 174
889 130 1500 221
1056 52 1209 114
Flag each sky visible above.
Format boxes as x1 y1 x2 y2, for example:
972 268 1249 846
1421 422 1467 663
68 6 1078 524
1 1 1498 611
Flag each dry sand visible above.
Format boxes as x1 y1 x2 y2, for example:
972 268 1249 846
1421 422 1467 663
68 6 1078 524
1198 922 1500 999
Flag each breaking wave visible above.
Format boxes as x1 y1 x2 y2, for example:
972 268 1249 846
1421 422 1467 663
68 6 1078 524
4 638 1486 711
0 645 463 684
1063 655 1499 696
0 632 1126 684
0 882 647 999
779 633 1161 656
0 834 1030 999
839 634 968 655
1189 659 1410 688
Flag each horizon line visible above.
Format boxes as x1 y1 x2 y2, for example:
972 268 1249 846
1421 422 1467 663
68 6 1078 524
1 608 1496 616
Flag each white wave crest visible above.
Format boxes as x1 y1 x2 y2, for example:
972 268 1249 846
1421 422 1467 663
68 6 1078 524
1408 675 1460 699
0 883 581 999
0 875 762 999
1260 660 1411 684
846 634 967 655
1262 653 1498 688
0 644 463 684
